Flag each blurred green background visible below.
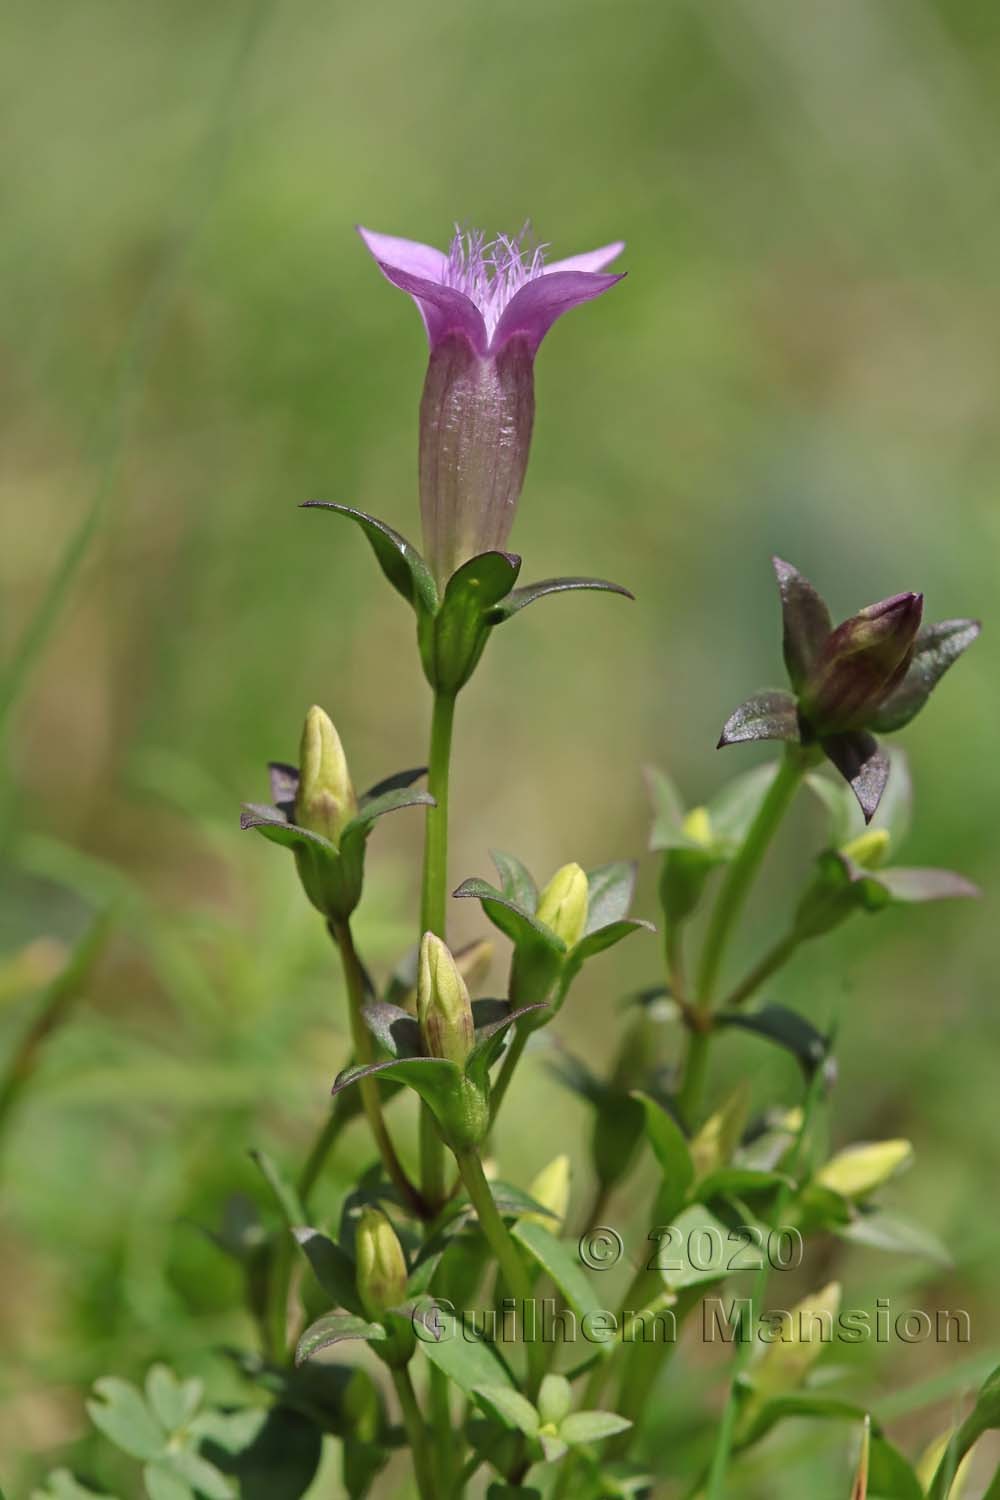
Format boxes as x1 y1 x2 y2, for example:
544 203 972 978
1 0 998 1494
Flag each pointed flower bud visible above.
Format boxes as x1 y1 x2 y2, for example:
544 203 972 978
354 1207 409 1321
525 1154 571 1232
800 593 923 735
536 863 589 949
840 828 890 870
417 932 475 1066
750 1283 842 1405
815 1139 913 1199
295 706 357 846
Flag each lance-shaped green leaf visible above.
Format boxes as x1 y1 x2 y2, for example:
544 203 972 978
339 785 435 841
737 1392 877 1451
633 1092 694 1222
560 1410 632 1447
418 1305 516 1393
694 1167 790 1204
472 1387 540 1439
419 550 522 693
867 1436 924 1500
32 1472 118 1500
716 1006 831 1078
871 618 980 733
249 1149 306 1229
302 501 438 615
645 765 689 850
292 1229 364 1315
332 1054 461 1111
584 862 636 933
773 557 833 691
295 1313 387 1365
464 1004 549 1080
718 691 800 747
490 849 539 911
926 1365 1000 1500
361 1002 424 1059
453 878 565 960
836 1209 951 1265
570 917 652 962
485 575 634 622
512 1220 604 1322
360 765 427 800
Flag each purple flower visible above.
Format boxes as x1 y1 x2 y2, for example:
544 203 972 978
359 225 625 587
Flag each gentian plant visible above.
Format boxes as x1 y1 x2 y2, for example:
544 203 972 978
52 224 993 1500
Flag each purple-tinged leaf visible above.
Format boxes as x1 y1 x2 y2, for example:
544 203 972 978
453 877 565 954
361 766 427 802
467 1004 550 1074
302 501 438 615
718 691 800 748
718 1006 831 1077
849 863 980 905
486 575 634 623
584 861 636 933
341 786 434 843
773 557 833 691
870 618 981 732
295 1313 386 1365
361 1002 424 1059
239 806 336 855
573 917 653 961
331 1055 459 1105
821 732 889 823
268 761 299 813
490 850 538 912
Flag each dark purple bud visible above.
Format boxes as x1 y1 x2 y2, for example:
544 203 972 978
800 592 923 734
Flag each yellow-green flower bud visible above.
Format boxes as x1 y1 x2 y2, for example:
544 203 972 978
295 705 357 846
536 863 589 949
523 1154 571 1231
750 1282 842 1405
681 805 713 848
354 1207 409 1321
417 932 475 1066
841 828 890 870
815 1139 913 1199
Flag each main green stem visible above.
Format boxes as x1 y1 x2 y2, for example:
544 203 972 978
330 918 426 1218
704 1059 826 1499
419 689 456 1210
456 1147 547 1396
678 749 807 1125
391 1365 436 1500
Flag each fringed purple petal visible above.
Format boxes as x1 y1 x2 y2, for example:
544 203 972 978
358 226 488 354
356 227 448 280
491 270 625 354
545 240 626 275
